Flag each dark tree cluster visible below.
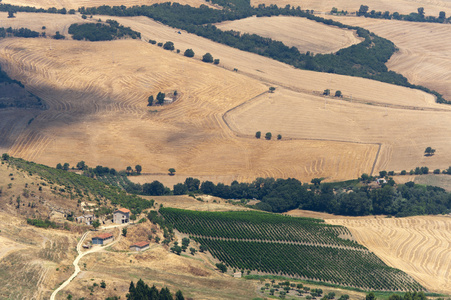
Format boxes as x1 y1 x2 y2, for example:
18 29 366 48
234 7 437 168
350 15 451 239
126 279 184 300
168 176 451 216
0 27 40 38
68 19 141 41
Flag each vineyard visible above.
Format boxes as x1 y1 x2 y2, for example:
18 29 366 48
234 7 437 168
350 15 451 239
5 156 154 211
160 208 424 291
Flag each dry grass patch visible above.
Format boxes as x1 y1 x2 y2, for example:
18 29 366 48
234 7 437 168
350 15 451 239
141 194 251 211
215 15 362 54
69 246 259 299
0 212 78 299
327 215 451 294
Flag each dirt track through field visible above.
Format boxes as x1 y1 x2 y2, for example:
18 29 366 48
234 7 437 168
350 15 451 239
327 216 451 294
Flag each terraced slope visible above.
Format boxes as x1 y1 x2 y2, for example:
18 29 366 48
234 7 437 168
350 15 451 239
327 216 451 294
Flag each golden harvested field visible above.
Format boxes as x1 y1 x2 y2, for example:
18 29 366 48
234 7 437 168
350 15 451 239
329 17 451 101
0 13 389 182
251 0 451 16
326 215 451 294
215 16 362 54
225 86 451 173
1 13 450 183
1 0 214 9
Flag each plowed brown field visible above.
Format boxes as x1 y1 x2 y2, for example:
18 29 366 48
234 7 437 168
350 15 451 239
326 216 451 294
215 16 362 54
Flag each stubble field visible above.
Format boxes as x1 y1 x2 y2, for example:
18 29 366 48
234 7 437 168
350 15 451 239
215 15 362 54
326 215 451 294
329 16 451 101
0 11 450 183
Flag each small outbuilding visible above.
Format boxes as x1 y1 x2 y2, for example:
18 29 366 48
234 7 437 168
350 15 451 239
113 208 130 224
92 233 114 245
76 214 95 225
130 241 150 252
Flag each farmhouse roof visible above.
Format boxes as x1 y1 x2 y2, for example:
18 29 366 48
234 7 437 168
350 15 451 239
93 233 113 240
131 241 150 248
115 208 131 214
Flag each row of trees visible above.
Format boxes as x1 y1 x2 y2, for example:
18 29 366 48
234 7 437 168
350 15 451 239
56 161 142 176
323 89 342 97
357 5 450 23
255 131 282 140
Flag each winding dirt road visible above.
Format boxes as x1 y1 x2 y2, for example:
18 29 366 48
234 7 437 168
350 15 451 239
50 224 126 300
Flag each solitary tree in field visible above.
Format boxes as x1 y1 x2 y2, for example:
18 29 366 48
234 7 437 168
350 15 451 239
122 227 127 237
265 132 272 140
424 147 436 156
277 134 282 140
323 89 330 96
334 90 342 97
269 87 276 93
255 131 261 139
168 168 176 176
135 165 142 174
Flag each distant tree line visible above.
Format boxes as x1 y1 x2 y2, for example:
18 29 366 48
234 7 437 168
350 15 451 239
0 3 75 15
0 27 40 38
68 19 141 41
356 5 450 23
